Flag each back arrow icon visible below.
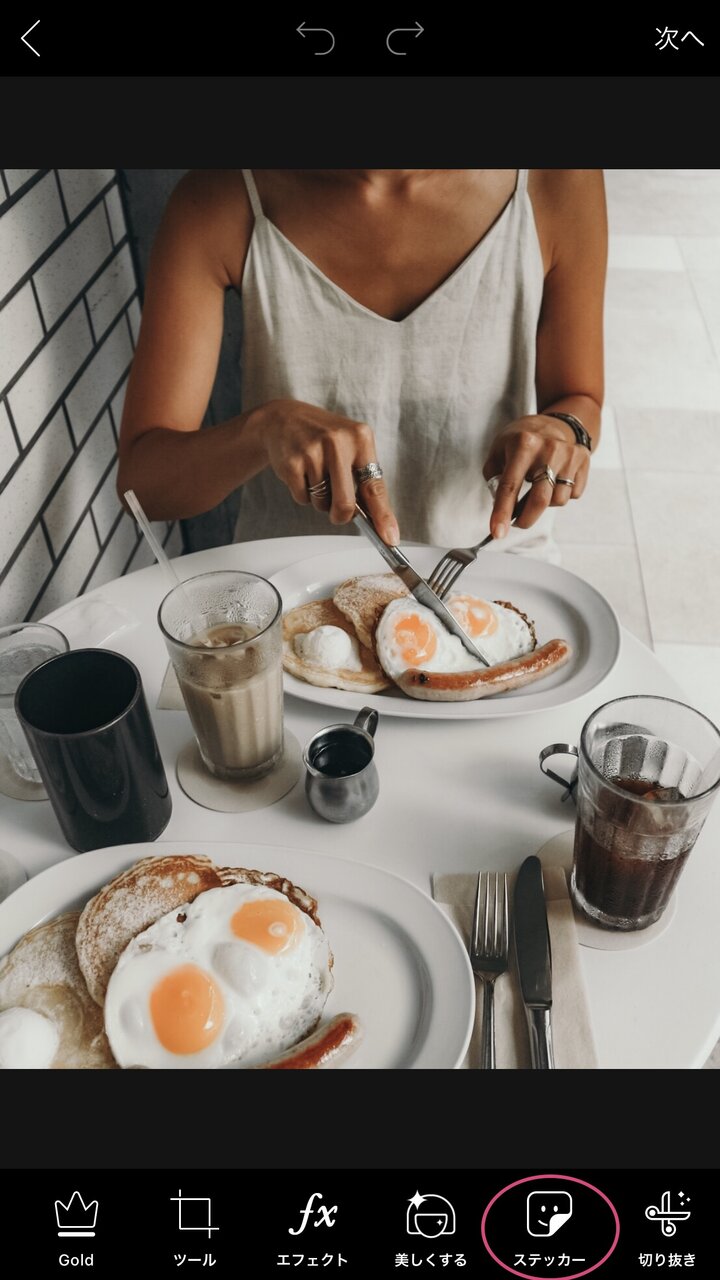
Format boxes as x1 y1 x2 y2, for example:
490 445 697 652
21 19 41 56
297 22 335 55
387 21 424 55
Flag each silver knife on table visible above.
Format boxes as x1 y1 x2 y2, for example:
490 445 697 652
513 855 555 1069
352 504 492 667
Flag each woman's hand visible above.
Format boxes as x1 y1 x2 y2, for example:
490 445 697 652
482 414 591 539
248 398 400 544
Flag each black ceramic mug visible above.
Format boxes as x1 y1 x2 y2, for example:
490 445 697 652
14 648 172 852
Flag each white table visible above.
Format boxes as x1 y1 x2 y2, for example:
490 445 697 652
4 535 718 1068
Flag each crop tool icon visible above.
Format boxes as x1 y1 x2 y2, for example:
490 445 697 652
55 1191 98 1237
171 1189 218 1239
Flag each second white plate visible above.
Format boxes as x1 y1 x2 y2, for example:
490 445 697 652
271 546 621 719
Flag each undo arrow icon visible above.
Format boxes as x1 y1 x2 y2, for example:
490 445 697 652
297 22 335 55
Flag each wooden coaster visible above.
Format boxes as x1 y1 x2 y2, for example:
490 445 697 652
536 829 677 951
0 754 47 802
176 730 302 813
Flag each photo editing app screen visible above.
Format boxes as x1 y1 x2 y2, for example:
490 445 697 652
0 9 717 1275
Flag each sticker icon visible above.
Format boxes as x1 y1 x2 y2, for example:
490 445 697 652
171 1189 218 1239
407 1192 456 1238
645 1191 691 1237
526 1190 573 1237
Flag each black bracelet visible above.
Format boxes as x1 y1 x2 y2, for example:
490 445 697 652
546 411 592 452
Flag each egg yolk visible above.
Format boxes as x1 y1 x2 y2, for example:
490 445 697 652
231 898 302 954
449 595 499 638
392 612 438 666
150 964 224 1055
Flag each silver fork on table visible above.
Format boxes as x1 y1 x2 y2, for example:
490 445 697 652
427 491 531 599
470 871 510 1070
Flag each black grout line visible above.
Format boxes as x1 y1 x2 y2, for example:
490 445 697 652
83 292 96 344
0 169 46 211
38 517 56 564
77 508 126 596
52 168 70 226
1 397 23 456
125 308 136 352
88 507 102 549
29 276 47 337
0 179 122 316
0 171 10 200
62 402 76 448
102 191 116 247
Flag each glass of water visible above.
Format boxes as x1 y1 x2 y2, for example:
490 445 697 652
0 623 69 785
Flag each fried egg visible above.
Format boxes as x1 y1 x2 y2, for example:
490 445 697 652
446 593 536 665
375 594 535 679
104 883 333 1069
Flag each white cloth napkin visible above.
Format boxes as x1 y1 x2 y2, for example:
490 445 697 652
433 866 599 1069
42 595 138 649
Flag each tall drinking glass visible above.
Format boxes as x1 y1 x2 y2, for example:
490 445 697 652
570 695 720 930
158 570 284 782
0 623 69 784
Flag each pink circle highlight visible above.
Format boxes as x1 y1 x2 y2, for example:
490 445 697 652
480 1173 620 1280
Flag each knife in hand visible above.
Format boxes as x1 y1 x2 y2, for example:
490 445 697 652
352 503 492 667
513 855 555 1069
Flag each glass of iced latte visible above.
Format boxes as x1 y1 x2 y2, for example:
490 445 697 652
158 570 284 781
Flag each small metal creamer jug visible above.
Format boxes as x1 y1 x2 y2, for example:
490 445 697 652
303 707 379 823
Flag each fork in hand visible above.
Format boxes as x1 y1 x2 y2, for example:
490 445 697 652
426 491 531 599
470 871 510 1070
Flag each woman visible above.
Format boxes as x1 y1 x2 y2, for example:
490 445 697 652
118 169 606 560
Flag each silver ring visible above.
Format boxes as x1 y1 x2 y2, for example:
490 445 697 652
353 461 384 486
307 477 330 499
555 476 575 488
530 465 556 488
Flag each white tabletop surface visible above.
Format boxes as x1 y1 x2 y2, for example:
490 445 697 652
4 535 719 1069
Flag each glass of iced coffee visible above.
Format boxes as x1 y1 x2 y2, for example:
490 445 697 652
570 695 720 930
158 570 284 782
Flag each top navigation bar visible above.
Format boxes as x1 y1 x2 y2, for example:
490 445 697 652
3 11 718 74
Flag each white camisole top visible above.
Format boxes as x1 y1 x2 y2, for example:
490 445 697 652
235 168 556 560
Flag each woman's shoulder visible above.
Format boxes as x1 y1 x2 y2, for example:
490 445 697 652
528 171 607 272
160 170 254 287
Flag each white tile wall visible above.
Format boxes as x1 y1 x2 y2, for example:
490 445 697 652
57 169 115 222
65 318 133 441
85 513 139 591
0 408 72 549
86 244 136 339
0 282 43 393
0 169 177 629
43 413 116 556
127 297 141 345
0 172 65 296
33 203 113 330
103 185 126 246
91 461 122 543
8 301 92 447
4 169 40 195
0 403 19 484
0 526 52 623
110 380 127 434
30 516 100 618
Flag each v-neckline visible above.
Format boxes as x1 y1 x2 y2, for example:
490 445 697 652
252 186 520 327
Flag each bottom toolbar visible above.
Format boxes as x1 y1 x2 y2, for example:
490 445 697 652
2 1170 707 1277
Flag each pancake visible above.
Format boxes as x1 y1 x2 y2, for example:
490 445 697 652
332 573 410 652
282 597 390 692
0 912 116 1069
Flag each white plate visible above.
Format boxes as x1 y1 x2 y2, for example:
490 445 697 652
271 546 621 719
0 841 475 1070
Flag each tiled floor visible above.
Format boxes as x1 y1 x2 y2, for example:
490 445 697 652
557 170 720 1068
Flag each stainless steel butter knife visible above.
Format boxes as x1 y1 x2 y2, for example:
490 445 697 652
513 855 555 1069
352 504 491 666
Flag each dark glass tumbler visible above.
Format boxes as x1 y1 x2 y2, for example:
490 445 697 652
15 648 171 853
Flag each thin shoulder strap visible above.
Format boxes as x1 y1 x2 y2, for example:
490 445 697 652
515 169 529 193
241 168 263 218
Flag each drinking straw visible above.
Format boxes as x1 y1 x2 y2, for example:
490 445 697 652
123 489 188 599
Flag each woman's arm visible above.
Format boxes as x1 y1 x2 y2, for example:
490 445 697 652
483 169 607 537
117 170 399 542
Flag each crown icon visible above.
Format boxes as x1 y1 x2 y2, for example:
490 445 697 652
55 1191 99 1237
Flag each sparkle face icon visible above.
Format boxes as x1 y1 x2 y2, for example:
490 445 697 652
407 1192 456 1238
526 1190 573 1237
